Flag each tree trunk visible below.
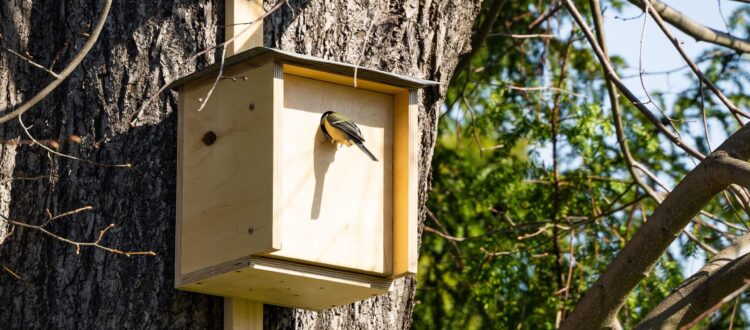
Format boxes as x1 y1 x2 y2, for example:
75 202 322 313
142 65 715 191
0 0 480 329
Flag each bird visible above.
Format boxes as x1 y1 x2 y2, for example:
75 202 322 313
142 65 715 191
320 111 379 161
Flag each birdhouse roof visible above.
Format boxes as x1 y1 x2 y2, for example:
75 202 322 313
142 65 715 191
169 47 439 90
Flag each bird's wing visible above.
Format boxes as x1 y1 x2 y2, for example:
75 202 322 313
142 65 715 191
328 113 365 142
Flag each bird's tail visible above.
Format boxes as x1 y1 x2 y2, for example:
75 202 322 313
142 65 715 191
355 141 379 161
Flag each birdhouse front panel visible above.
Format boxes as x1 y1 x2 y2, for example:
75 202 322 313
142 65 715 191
267 73 394 274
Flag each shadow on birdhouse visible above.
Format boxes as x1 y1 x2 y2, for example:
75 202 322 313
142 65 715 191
312 127 336 220
171 47 437 311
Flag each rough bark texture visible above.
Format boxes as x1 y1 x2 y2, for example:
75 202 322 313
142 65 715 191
637 232 750 329
0 0 480 329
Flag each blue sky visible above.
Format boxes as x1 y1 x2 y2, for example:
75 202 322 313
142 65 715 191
605 0 741 98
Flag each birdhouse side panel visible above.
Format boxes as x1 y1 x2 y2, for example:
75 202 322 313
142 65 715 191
178 62 279 277
266 74 394 275
392 90 419 277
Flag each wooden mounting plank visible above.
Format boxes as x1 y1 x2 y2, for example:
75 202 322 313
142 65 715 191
226 0 264 56
224 298 263 330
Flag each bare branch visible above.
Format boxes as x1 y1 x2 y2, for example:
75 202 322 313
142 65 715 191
0 0 112 124
641 0 750 123
1 264 26 282
627 0 750 53
461 96 485 156
679 280 750 330
528 3 563 30
588 0 660 201
3 206 155 257
196 45 227 112
2 47 60 78
565 0 706 161
488 33 555 39
18 116 131 168
494 84 585 97
638 232 750 328
561 120 750 329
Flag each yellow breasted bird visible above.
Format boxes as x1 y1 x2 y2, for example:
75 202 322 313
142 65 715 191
320 111 378 161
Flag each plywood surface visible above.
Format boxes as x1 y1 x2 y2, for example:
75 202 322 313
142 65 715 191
267 74 393 275
224 298 263 330
392 90 419 277
283 64 407 95
226 0 264 56
180 257 392 311
179 62 279 276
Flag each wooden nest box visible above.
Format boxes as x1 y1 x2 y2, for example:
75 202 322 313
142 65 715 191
172 47 436 311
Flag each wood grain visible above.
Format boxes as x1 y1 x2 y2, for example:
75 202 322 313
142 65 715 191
267 73 394 274
226 0 264 56
179 62 280 276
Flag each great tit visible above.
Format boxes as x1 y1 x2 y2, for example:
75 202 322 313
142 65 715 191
320 111 379 162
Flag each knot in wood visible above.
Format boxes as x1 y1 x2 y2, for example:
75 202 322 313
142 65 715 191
202 131 217 146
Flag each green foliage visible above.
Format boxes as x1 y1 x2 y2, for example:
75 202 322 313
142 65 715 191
413 1 750 329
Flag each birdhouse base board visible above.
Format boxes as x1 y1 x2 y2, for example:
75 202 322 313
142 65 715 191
177 256 393 311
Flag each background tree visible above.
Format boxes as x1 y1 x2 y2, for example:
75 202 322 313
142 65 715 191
415 1 750 329
0 0 480 328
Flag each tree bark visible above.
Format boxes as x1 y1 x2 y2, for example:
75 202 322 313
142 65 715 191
637 232 750 329
0 0 480 329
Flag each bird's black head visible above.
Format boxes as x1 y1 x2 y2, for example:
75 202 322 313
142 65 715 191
321 111 334 118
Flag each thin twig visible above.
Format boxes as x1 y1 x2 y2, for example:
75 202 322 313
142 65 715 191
41 205 93 227
495 84 585 97
528 2 563 30
729 295 739 330
461 96 485 156
19 116 131 168
637 2 683 135
560 229 576 318
0 175 53 185
642 0 750 123
682 228 718 255
679 280 750 330
425 209 465 269
2 207 155 257
2 47 60 78
700 80 713 152
518 224 570 240
196 45 227 112
1 264 26 282
488 33 555 39
565 0 705 160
